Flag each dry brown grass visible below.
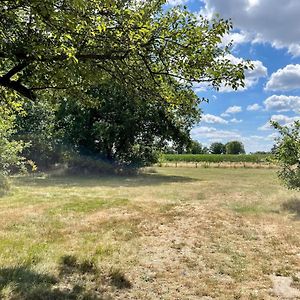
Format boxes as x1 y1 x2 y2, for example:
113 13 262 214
0 168 299 299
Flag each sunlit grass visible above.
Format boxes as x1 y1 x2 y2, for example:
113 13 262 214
0 168 299 299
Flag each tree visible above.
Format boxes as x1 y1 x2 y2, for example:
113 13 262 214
187 140 205 154
210 142 225 154
54 82 200 167
0 0 251 168
272 121 300 190
225 141 245 155
0 1 249 101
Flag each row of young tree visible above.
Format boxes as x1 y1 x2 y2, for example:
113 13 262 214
167 140 245 155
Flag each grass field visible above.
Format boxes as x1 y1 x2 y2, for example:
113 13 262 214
0 168 300 299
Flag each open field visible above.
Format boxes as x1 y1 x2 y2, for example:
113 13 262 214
0 168 300 299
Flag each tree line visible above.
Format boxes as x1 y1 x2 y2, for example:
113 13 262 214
166 140 246 155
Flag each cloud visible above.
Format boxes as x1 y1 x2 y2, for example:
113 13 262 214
247 103 262 111
265 64 300 91
223 106 242 115
221 31 251 48
230 118 243 123
191 126 241 140
201 114 228 124
193 54 267 93
263 95 300 113
218 55 267 92
200 0 300 56
167 0 188 5
191 126 275 153
258 114 300 130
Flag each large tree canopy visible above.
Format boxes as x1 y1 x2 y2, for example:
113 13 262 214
1 0 251 169
0 0 249 102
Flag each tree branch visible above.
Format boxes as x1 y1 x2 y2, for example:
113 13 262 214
0 51 130 63
0 77 36 100
2 62 28 80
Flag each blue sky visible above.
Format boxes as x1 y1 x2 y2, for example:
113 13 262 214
167 0 300 153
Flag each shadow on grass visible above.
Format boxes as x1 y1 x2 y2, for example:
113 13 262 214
282 197 300 219
14 172 198 189
0 261 132 299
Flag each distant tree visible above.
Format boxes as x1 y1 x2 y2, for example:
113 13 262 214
271 121 300 190
210 142 226 154
251 151 270 155
187 140 204 154
225 141 245 154
202 146 210 154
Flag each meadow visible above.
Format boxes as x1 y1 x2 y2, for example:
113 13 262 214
0 167 300 299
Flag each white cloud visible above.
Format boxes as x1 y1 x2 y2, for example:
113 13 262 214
193 54 267 93
167 0 188 5
266 133 279 141
258 114 300 131
200 0 300 56
247 103 262 111
230 118 243 123
223 105 242 115
265 64 300 91
218 55 267 92
191 126 241 140
264 95 300 113
201 114 228 124
222 31 250 47
192 126 275 153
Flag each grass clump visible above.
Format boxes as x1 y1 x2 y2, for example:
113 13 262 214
59 255 97 275
109 269 132 289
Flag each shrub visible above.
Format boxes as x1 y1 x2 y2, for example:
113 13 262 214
272 121 300 190
66 155 115 175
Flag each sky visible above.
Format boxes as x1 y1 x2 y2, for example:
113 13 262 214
166 0 300 153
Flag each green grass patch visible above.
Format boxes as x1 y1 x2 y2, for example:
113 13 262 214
229 202 280 214
56 197 129 213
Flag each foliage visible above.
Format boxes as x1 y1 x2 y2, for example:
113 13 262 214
272 121 300 190
0 90 28 175
55 82 198 167
0 0 251 168
225 141 245 155
186 141 208 154
210 142 226 154
162 154 271 163
14 97 62 170
0 0 250 100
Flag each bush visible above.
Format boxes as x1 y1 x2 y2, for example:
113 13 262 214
272 121 300 190
66 155 116 175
